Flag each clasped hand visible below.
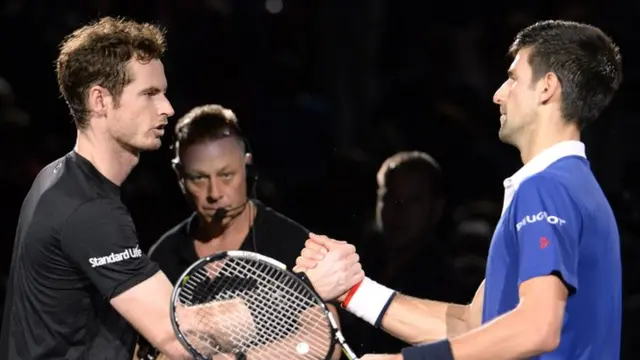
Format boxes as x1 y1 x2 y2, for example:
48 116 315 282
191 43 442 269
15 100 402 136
293 233 364 302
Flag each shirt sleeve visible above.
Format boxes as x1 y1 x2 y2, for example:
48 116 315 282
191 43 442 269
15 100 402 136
61 198 160 299
511 175 582 295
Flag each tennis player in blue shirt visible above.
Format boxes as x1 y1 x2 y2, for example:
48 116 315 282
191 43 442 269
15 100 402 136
295 20 623 360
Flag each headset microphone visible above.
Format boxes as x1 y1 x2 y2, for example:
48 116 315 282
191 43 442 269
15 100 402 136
213 200 250 221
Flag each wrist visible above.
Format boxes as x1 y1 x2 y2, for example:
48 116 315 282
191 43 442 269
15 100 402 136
401 340 454 360
340 277 395 326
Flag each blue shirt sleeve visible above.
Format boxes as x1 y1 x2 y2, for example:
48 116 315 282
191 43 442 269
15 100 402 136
511 175 582 294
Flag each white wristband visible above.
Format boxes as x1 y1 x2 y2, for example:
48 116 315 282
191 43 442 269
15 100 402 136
344 277 395 326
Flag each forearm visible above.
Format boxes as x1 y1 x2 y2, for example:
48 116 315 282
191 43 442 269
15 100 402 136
402 306 557 360
450 306 557 360
327 304 343 360
342 278 473 345
381 294 470 344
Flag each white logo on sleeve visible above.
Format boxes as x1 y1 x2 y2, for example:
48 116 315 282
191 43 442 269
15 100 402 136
89 245 143 268
516 211 566 232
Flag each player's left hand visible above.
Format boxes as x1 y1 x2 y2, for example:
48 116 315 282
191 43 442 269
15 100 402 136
361 354 403 360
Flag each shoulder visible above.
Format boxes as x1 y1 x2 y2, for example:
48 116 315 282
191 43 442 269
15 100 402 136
515 171 574 201
510 172 584 226
148 215 193 259
65 198 130 225
253 201 309 267
256 201 309 240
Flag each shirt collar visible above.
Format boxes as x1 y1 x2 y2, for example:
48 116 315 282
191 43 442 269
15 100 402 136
503 140 586 190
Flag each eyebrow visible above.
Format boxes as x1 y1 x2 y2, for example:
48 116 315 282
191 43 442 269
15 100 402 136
139 86 166 95
186 165 234 175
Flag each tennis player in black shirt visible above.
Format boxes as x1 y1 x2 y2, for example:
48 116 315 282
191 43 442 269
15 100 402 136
0 18 362 360
135 104 344 360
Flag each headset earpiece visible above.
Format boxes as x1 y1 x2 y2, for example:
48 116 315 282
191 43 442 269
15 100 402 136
171 156 186 194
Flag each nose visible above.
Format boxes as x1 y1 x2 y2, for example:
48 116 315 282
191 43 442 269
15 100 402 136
160 94 175 118
493 82 507 105
206 179 222 204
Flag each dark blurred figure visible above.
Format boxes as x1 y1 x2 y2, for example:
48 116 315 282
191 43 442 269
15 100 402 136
136 104 342 360
341 151 457 355
447 199 499 293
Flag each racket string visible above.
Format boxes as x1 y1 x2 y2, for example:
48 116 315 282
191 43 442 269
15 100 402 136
176 257 333 359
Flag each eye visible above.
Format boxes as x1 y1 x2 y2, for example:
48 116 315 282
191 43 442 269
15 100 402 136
186 174 207 182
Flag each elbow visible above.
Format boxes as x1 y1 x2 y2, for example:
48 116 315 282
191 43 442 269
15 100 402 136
524 315 561 354
534 326 561 353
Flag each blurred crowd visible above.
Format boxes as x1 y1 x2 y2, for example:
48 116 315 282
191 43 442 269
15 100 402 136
1 0 640 358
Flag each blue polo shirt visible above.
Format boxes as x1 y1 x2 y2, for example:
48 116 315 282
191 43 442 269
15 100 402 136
484 141 621 359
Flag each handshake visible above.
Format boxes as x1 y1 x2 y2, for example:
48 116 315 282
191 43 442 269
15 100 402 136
293 233 366 303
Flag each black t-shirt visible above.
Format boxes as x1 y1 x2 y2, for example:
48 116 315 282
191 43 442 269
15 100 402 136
148 200 309 284
136 200 309 359
0 151 160 360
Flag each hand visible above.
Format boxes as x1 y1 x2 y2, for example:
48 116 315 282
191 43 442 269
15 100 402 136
297 233 365 301
361 354 403 360
293 233 342 271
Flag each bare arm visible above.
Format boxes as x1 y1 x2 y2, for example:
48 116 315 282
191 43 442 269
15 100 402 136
111 271 192 360
327 304 344 360
448 276 566 360
379 280 485 344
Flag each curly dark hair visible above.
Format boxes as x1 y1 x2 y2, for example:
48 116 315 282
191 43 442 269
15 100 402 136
509 20 622 129
56 16 167 129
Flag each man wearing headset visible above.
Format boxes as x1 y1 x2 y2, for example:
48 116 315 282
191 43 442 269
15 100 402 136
135 104 343 360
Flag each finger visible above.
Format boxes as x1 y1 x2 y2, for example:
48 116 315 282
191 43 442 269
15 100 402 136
304 239 329 254
301 247 325 261
309 233 346 248
343 252 360 266
295 256 318 269
333 243 356 257
292 265 307 273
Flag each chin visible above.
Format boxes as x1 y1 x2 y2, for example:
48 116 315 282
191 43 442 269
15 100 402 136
137 139 163 152
498 126 514 144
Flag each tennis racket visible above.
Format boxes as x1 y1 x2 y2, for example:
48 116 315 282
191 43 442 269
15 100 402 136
169 250 360 360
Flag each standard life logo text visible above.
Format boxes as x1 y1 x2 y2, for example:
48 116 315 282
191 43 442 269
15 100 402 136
516 211 566 232
89 246 143 268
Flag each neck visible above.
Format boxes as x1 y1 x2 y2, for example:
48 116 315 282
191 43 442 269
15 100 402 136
518 115 580 164
75 128 140 186
195 201 255 244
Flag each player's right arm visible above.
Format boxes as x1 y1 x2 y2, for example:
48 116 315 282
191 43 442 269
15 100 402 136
296 234 485 345
111 272 191 359
377 279 484 344
61 199 192 360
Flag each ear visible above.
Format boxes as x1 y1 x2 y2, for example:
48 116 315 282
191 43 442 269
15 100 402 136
245 152 253 166
87 85 110 117
172 160 186 194
539 72 561 104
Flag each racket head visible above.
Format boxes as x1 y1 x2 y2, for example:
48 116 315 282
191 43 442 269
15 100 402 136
169 250 340 360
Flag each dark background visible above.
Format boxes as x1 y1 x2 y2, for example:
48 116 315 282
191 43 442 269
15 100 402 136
1 0 639 357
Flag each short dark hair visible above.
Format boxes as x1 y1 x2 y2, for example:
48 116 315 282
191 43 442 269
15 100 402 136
56 16 167 129
377 151 444 198
173 104 245 164
509 20 622 128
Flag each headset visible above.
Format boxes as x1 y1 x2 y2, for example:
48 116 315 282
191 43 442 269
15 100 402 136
170 112 260 251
